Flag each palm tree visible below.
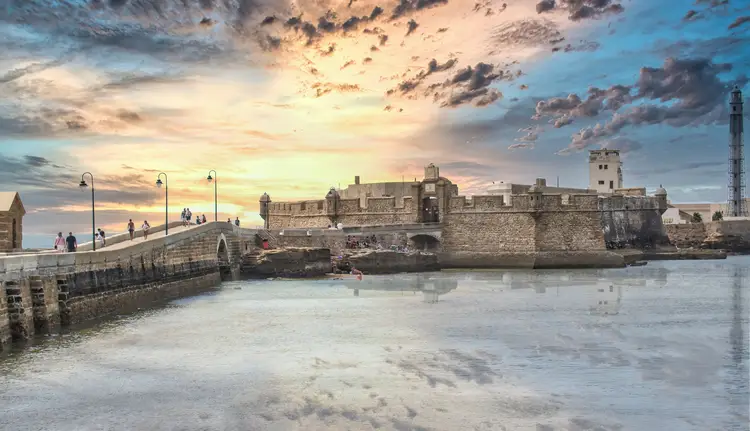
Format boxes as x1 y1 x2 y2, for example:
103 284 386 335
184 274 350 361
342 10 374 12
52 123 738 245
712 211 724 221
691 212 703 223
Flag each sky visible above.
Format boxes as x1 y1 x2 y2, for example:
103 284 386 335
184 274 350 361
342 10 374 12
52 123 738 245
0 0 749 248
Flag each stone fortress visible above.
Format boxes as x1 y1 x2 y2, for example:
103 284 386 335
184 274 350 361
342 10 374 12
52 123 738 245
259 151 670 268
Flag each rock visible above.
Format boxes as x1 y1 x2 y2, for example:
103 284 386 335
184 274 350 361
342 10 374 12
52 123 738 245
344 250 440 274
240 247 331 278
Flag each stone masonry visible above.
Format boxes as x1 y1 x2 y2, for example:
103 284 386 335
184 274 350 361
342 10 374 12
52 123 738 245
0 222 246 349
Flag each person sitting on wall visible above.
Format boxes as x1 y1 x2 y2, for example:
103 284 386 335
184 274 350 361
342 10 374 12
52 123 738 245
262 238 269 250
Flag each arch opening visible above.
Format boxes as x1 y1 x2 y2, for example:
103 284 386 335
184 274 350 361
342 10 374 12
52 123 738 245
410 234 440 252
217 238 231 281
12 218 17 249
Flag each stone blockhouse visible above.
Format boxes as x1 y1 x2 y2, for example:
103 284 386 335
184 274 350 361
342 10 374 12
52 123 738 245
259 164 670 254
0 192 25 252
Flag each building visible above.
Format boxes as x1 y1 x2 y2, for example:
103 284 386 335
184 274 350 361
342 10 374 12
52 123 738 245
661 206 692 224
486 178 593 205
338 164 459 210
589 149 623 193
0 192 25 252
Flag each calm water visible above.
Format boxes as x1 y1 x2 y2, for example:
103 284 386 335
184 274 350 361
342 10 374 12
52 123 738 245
1 258 748 431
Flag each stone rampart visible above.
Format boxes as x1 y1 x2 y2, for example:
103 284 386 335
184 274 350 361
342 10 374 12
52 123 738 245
0 222 243 349
267 196 415 229
599 195 670 249
665 223 707 248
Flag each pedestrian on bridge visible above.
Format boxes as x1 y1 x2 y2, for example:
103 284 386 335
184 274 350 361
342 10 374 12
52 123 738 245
54 232 65 252
142 220 151 239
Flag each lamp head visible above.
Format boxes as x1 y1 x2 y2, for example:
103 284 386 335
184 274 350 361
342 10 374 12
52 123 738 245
156 178 163 188
207 174 213 183
79 180 88 189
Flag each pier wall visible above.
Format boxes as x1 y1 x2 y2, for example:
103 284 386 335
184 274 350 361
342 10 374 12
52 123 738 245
0 222 243 349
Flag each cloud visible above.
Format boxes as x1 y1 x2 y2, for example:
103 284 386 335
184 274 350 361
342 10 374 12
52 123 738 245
536 57 748 152
535 0 625 21
390 0 449 20
598 137 642 154
405 19 419 36
728 16 750 30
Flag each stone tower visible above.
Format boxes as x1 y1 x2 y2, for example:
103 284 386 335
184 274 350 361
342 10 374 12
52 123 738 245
728 86 746 217
588 149 623 194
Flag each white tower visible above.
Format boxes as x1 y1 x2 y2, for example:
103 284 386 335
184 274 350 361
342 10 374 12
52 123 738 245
728 86 746 217
588 149 623 193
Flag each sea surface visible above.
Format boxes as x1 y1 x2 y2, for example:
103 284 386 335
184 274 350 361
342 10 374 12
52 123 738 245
0 257 748 431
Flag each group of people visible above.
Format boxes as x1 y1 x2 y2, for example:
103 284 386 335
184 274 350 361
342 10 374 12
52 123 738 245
345 235 379 250
53 210 242 253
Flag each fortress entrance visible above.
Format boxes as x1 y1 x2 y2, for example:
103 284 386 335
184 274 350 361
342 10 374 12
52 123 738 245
410 234 440 252
422 197 439 223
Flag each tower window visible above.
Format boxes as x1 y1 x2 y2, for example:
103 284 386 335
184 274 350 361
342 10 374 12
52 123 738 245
610 180 614 189
598 180 605 185
599 164 603 169
604 164 608 170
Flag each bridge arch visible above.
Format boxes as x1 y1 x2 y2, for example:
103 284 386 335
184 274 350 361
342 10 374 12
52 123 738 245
409 233 441 252
216 233 232 280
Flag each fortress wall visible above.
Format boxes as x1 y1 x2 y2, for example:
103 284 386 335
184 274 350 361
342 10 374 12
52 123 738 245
535 212 606 251
599 196 669 249
665 223 707 248
441 212 536 252
267 196 417 229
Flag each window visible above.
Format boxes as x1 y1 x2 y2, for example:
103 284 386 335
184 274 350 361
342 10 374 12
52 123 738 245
599 164 603 169
604 164 608 170
317 201 323 210
300 202 306 210
609 180 614 189
598 180 605 185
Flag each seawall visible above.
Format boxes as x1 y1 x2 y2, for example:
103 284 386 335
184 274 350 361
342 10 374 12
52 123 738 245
0 222 243 350
666 220 750 253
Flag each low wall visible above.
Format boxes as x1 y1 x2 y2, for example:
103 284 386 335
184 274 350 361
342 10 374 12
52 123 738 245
344 250 440 274
665 223 707 248
77 221 185 251
665 220 750 252
0 222 241 349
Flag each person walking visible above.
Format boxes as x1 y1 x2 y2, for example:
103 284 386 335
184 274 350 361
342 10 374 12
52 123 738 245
142 220 151 239
128 219 135 240
97 228 106 248
65 232 77 253
186 208 192 225
181 208 187 227
53 232 65 252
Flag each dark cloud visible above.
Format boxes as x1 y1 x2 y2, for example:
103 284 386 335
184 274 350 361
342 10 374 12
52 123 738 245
379 34 389 45
683 10 700 21
259 34 282 51
557 57 747 152
405 19 419 36
116 110 142 122
261 16 277 26
23 156 52 168
390 0 449 20
536 0 556 14
387 58 457 95
535 0 625 21
492 19 563 47
728 16 750 30
534 85 632 124
310 82 362 98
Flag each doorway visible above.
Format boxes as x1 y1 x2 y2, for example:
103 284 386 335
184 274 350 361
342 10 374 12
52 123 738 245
422 197 439 223
12 218 17 249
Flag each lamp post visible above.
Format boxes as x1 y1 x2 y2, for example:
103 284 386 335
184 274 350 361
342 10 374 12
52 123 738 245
78 172 96 251
207 170 217 222
156 172 168 235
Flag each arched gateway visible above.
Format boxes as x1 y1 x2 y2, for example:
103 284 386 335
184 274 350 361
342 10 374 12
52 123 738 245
216 233 232 280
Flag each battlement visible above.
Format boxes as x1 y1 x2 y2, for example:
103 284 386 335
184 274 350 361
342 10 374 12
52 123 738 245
268 196 414 217
448 193 602 212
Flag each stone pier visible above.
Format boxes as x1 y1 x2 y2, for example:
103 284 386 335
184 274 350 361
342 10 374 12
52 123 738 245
0 222 247 350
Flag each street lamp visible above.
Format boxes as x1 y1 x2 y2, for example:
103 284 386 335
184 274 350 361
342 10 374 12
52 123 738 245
207 170 217 222
79 172 96 251
156 172 168 235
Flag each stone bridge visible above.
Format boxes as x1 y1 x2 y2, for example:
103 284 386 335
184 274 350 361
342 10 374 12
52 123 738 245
0 221 253 349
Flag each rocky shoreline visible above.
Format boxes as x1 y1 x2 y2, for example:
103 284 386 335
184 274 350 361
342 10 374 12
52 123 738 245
238 245 731 279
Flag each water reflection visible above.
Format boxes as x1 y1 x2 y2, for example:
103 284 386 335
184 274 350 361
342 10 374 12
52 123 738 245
0 259 748 431
335 273 458 303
